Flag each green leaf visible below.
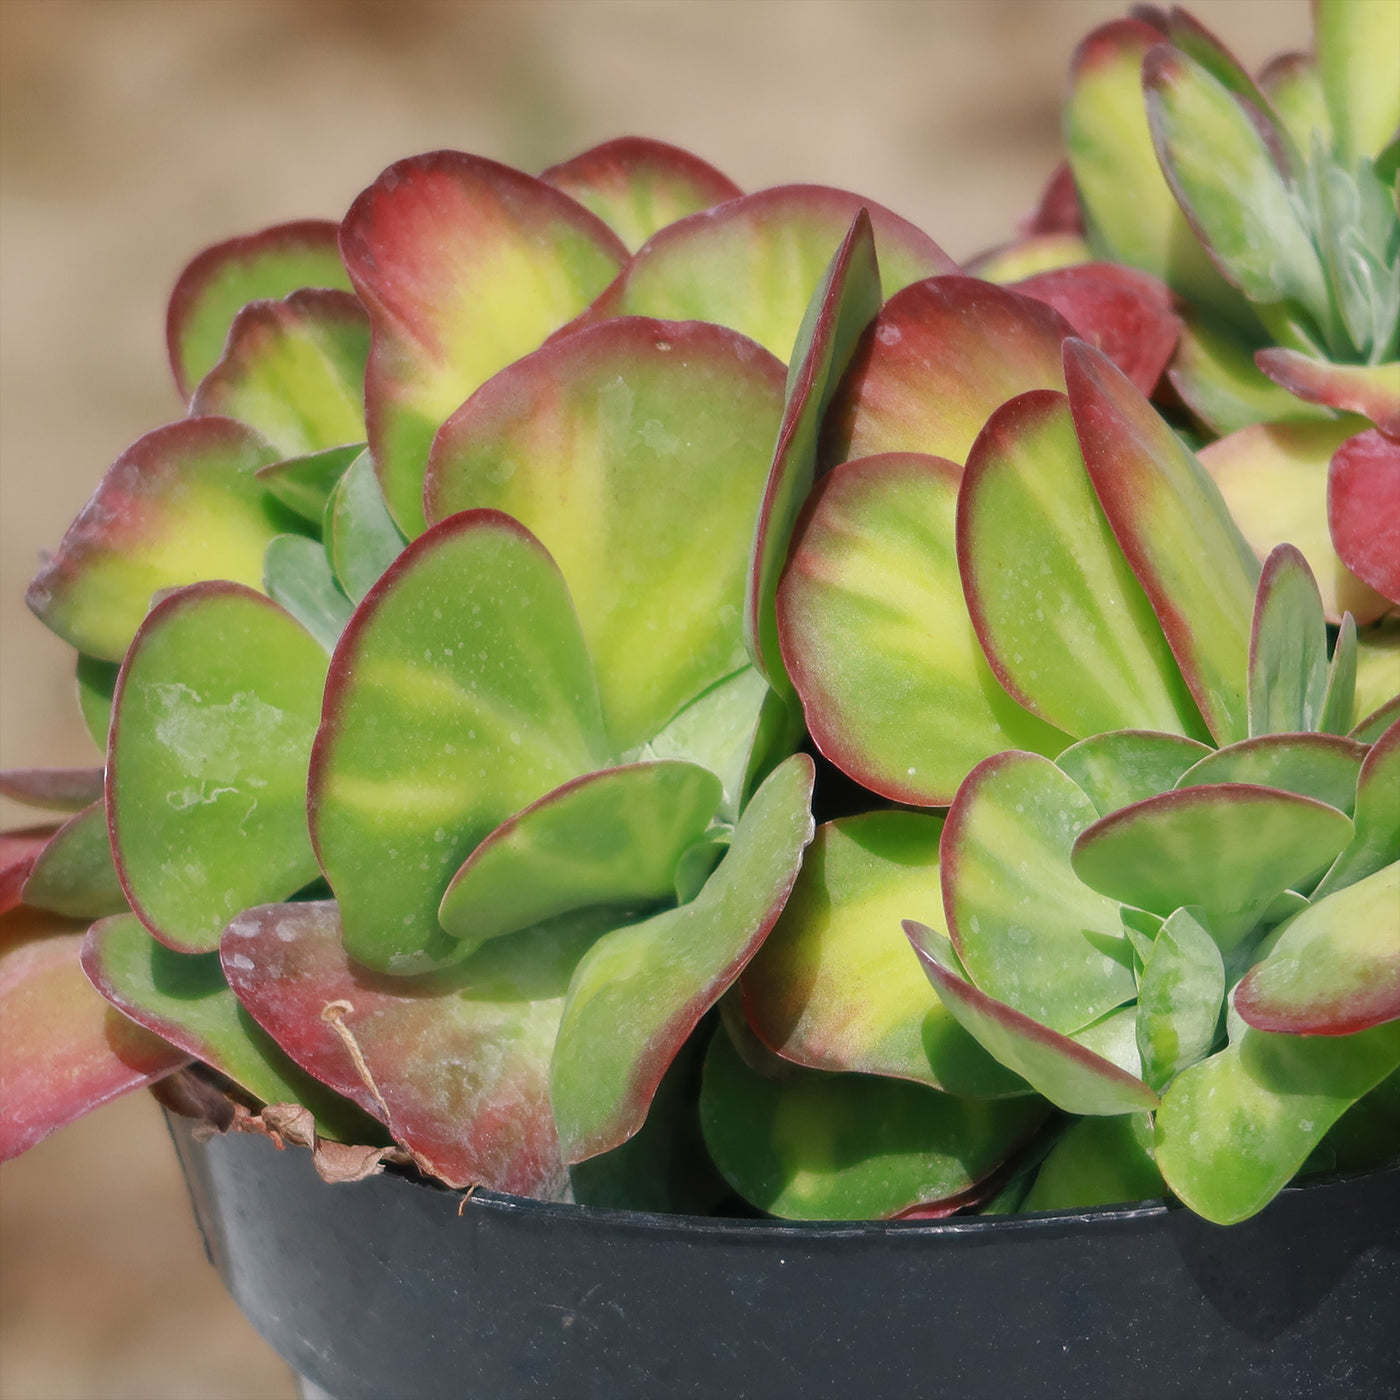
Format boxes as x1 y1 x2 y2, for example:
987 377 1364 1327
1248 544 1330 734
1154 1019 1400 1223
1136 906 1225 1092
1319 613 1359 735
960 390 1206 740
20 801 126 920
742 811 1027 1097
109 583 328 952
76 656 119 752
698 1017 1046 1221
1176 732 1366 815
549 754 814 1163
1055 729 1212 816
1022 1113 1164 1211
1314 719 1400 897
438 761 722 957
254 443 363 527
262 534 352 653
324 449 406 605
1258 53 1332 154
1314 0 1400 165
943 751 1135 1033
310 511 610 974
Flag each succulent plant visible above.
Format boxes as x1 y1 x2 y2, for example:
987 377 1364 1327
2 11 1396 1234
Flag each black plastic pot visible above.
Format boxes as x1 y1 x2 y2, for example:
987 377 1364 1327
168 1112 1399 1400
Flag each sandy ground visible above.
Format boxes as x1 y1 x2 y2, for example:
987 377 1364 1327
0 2 1310 1395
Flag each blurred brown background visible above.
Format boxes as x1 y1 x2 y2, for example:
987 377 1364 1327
1 2 1308 1396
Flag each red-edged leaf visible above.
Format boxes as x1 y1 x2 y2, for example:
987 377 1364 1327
1178 733 1367 816
1011 263 1181 394
166 220 351 402
538 137 741 253
1315 718 1400 897
0 906 189 1161
1019 161 1084 237
340 151 629 536
0 769 103 813
1255 349 1400 437
0 828 59 916
21 801 126 920
1329 430 1400 605
822 277 1072 469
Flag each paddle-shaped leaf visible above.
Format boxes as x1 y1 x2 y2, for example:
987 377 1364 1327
698 1018 1046 1221
1235 864 1400 1036
425 318 785 751
0 906 189 1161
1256 350 1400 437
25 418 291 662
1071 784 1354 951
108 583 328 952
438 761 722 957
310 511 609 974
254 442 363 525
1329 430 1400 605
601 185 953 363
0 829 59 916
1154 1020 1400 1224
324 449 406 606
778 453 1067 806
222 899 598 1196
959 390 1204 739
1021 1112 1164 1211
1248 544 1329 735
189 290 370 457
340 151 629 535
742 811 1025 1097
746 211 881 692
1197 416 1388 625
549 754 814 1163
262 533 353 653
1135 906 1225 1092
166 220 351 401
1054 729 1211 816
83 912 375 1141
1314 0 1400 165
0 769 103 813
538 137 741 253
941 751 1134 1033
21 801 125 920
1314 719 1400 898
1066 339 1260 743
905 921 1158 1116
821 277 1071 469
1177 733 1366 815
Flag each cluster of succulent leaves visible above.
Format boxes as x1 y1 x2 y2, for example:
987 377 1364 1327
3 4 1398 1230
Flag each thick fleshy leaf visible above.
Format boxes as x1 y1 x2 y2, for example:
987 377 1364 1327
222 899 595 1195
538 137 741 254
1177 733 1366 815
108 583 327 953
1154 1020 1400 1223
21 801 125 919
189 291 370 457
1248 544 1330 735
549 755 814 1163
698 1018 1046 1221
340 151 629 536
1 828 58 915
1010 263 1181 394
254 442 363 525
438 761 721 957
1235 864 1400 1035
1314 0 1400 165
1255 350 1400 437
309 511 609 974
0 768 103 813
324 449 406 605
1022 1113 1164 1211
778 453 1067 806
1135 906 1225 1092
1019 160 1085 237
959 390 1205 739
76 657 119 752
1145 46 1328 319
742 811 1025 1097
941 751 1134 1034
746 211 881 692
600 185 953 364
25 418 291 662
1071 784 1354 951
1258 52 1332 151
0 906 189 1161
1063 20 1252 326
166 221 351 402
262 533 353 653
1329 429 1400 605
1319 613 1359 736
906 921 1158 1116
965 232 1092 285
1314 719 1400 897
821 277 1071 469
1353 623 1400 727
425 318 785 751
1066 338 1260 743
1197 417 1389 624
82 912 373 1141
1054 729 1211 816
